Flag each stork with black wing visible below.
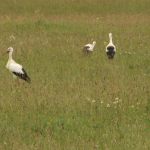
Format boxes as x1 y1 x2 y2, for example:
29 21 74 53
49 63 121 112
106 33 116 63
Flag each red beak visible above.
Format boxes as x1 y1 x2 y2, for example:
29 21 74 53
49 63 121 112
2 50 9 56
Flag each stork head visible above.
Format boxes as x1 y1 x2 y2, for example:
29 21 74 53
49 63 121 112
2 47 13 55
93 41 96 46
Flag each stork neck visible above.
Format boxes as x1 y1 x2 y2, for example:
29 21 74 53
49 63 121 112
109 36 113 44
8 51 13 61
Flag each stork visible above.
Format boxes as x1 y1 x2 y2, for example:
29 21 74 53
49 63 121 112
106 33 116 63
83 41 96 55
3 47 31 83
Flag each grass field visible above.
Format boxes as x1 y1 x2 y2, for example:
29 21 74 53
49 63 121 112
0 0 150 149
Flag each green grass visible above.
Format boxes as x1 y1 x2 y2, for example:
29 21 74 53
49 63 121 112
0 0 150 149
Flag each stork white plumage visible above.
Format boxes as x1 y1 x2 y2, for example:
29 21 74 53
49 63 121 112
106 33 116 62
3 47 31 83
83 41 96 55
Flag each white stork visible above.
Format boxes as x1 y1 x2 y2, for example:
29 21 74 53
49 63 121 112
83 41 96 55
106 33 116 63
3 47 31 83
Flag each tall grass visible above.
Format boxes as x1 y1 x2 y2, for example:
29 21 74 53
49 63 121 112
0 0 150 149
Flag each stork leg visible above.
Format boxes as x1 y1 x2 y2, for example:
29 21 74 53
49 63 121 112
88 51 92 55
16 78 20 85
109 59 112 64
83 49 86 56
109 58 114 64
83 50 88 56
13 74 20 85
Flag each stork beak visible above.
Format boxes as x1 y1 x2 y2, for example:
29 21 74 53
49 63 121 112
2 50 9 56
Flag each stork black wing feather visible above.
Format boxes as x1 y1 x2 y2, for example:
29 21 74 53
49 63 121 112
12 68 31 83
83 46 90 51
107 46 114 52
106 46 115 60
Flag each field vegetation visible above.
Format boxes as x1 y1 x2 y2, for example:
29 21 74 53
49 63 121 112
0 0 150 149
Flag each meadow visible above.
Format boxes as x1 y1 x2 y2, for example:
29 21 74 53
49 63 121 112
0 0 150 149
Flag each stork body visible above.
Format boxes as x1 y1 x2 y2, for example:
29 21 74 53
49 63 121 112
3 47 31 83
83 41 96 55
106 33 116 62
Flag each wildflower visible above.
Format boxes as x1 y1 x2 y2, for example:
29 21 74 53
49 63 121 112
9 35 15 41
92 100 96 103
113 101 118 104
4 141 7 145
107 104 110 107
